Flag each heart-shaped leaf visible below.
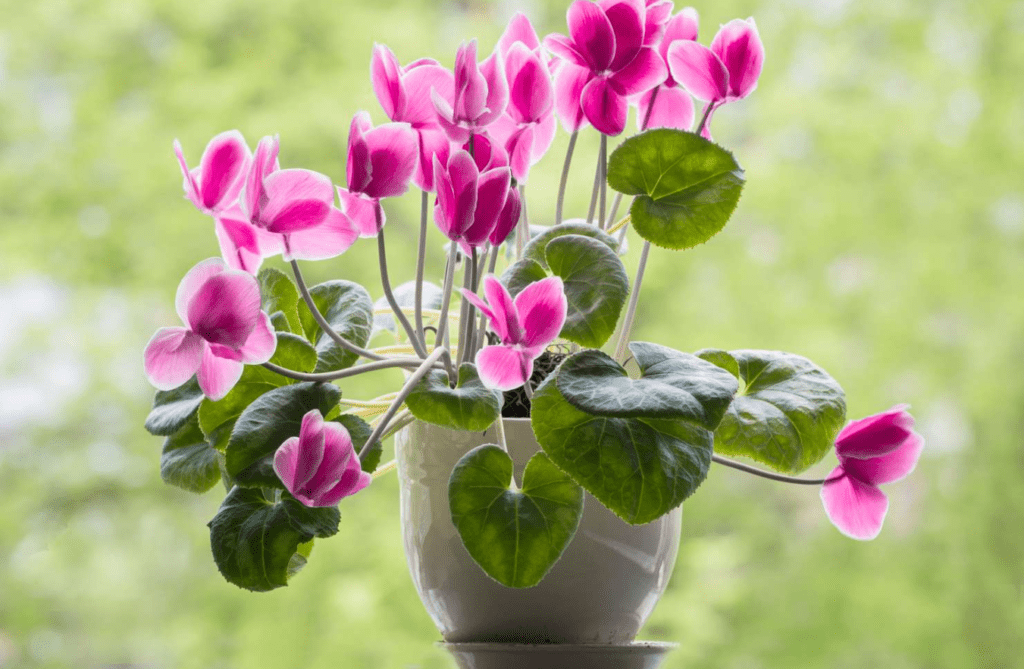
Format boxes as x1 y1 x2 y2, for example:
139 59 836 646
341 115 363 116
145 376 203 436
405 363 503 431
372 280 444 337
532 342 738 525
449 445 584 588
696 349 847 474
198 365 292 452
296 280 374 372
208 487 339 592
268 331 317 373
160 415 221 494
225 382 342 488
521 222 620 266
258 267 303 335
607 129 745 250
503 234 629 348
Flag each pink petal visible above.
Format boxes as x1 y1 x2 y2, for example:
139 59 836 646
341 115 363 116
490 184 521 247
242 135 279 222
659 8 700 68
835 404 915 459
842 432 924 487
710 18 764 100
143 327 205 391
260 169 333 233
483 275 522 344
273 436 305 492
514 276 567 349
347 112 374 194
475 344 533 391
582 76 629 136
316 454 371 506
637 84 695 131
432 155 458 239
295 410 328 488
465 132 509 171
360 122 418 199
454 41 488 124
173 139 201 209
197 130 251 212
506 43 554 124
644 1 675 46
460 287 498 328
174 257 228 325
196 345 244 401
553 62 593 132
464 167 511 247
603 0 645 70
506 125 535 183
303 421 356 501
232 311 277 364
530 115 558 163
186 270 262 349
543 34 591 69
371 44 406 121
567 0 616 72
820 468 888 541
337 188 380 238
667 40 729 102
214 214 264 274
413 128 450 192
402 63 454 127
499 12 541 57
477 51 510 127
446 150 480 240
609 47 668 96
284 207 360 261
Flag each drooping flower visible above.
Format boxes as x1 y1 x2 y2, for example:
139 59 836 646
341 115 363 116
634 7 699 131
273 410 371 508
143 258 276 401
545 0 667 135
370 45 455 191
430 40 510 144
667 17 764 138
433 150 519 253
337 112 419 237
820 405 924 541
234 135 359 262
461 275 567 391
463 132 510 172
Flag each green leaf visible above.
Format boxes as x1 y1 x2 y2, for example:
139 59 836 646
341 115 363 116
696 349 847 474
296 280 374 372
258 267 303 335
607 129 745 250
531 343 738 525
503 234 629 348
225 382 342 488
160 415 221 493
333 413 378 473
198 365 292 448
520 222 620 267
449 445 583 588
208 487 339 592
372 280 443 336
268 332 318 373
145 376 204 436
405 363 503 432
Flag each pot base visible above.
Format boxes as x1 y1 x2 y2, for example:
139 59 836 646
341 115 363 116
439 641 676 669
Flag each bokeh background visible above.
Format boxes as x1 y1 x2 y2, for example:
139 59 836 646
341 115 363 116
2 0 1022 666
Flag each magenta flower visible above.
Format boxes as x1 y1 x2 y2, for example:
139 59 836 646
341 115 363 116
273 410 371 508
820 405 924 540
431 40 509 144
143 258 276 401
174 130 251 216
233 135 359 263
463 132 509 171
634 7 699 131
337 112 419 237
667 17 764 138
545 0 667 135
370 45 455 191
433 150 519 253
461 276 567 391
642 0 674 46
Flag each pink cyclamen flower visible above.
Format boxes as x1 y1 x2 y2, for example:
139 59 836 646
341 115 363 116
545 0 668 135
370 45 455 191
461 275 567 391
143 258 276 401
337 112 419 237
431 40 510 144
433 150 519 252
820 405 924 541
273 410 371 508
635 7 699 131
667 17 764 138
643 0 674 46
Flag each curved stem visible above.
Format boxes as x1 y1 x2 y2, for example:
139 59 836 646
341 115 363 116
414 189 429 352
555 130 579 225
358 347 446 460
262 357 432 382
613 240 651 362
695 101 715 137
598 134 608 229
290 260 384 361
711 454 834 486
378 227 429 359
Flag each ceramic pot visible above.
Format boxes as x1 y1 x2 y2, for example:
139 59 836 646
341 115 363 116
394 417 682 644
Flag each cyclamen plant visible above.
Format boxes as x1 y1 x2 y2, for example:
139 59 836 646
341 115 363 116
144 1 924 592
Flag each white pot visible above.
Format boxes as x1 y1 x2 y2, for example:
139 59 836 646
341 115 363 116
395 417 682 644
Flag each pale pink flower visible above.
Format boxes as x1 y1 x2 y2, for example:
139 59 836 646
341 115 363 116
273 410 371 508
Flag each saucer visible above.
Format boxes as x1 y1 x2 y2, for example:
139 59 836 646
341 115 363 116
439 641 677 669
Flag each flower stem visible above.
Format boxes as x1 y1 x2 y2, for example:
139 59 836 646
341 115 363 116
458 247 479 366
586 137 603 225
695 101 715 137
516 184 529 259
711 454 834 485
613 240 651 362
414 189 430 352
604 87 658 230
262 357 434 382
598 134 608 229
291 260 384 361
474 248 500 357
358 347 446 460
555 130 578 225
641 86 659 132
377 226 429 359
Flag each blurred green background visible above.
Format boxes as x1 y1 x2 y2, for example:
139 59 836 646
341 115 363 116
2 0 1022 666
